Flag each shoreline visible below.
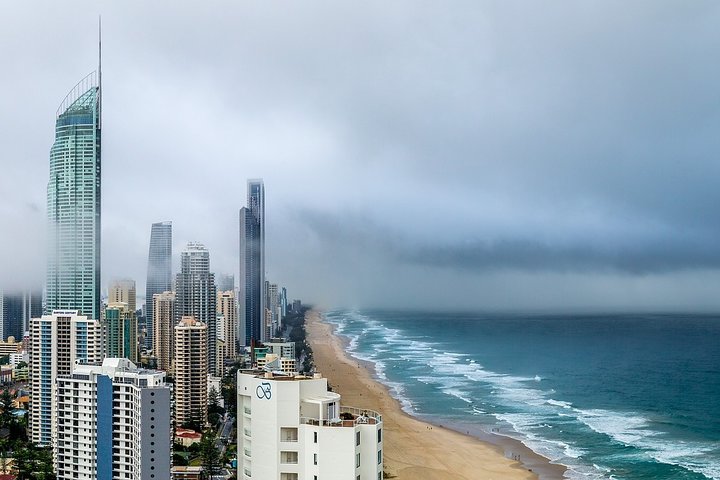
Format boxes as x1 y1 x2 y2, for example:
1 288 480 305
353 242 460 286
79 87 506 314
305 309 567 480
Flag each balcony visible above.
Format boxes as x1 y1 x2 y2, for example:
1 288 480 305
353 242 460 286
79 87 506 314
300 406 382 428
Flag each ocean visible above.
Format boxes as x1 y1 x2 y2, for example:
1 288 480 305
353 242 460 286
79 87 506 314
323 310 720 480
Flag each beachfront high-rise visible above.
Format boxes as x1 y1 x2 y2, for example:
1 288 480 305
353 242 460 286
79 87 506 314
175 242 217 374
174 316 208 428
29 310 103 445
103 302 138 363
239 179 265 345
153 291 176 372
217 273 235 292
46 71 102 320
55 358 171 480
217 290 238 361
108 278 137 313
237 371 383 480
266 281 280 335
1 290 42 341
145 221 172 350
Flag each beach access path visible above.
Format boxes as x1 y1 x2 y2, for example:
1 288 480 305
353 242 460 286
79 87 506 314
305 309 538 480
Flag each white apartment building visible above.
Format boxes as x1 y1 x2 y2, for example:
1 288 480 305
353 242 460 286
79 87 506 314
55 358 171 480
29 310 103 445
265 340 296 359
217 290 238 359
237 371 383 480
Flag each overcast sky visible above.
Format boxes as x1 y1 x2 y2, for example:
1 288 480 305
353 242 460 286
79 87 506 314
1 1 720 311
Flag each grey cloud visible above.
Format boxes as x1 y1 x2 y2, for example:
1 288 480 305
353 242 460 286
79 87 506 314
2 1 720 310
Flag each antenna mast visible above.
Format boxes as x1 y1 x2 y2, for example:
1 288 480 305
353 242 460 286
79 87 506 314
98 16 102 128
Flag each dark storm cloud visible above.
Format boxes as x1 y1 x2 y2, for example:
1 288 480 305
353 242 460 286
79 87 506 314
298 210 720 274
1 1 720 309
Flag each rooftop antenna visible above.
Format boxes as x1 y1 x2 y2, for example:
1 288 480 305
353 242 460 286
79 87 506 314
98 15 102 128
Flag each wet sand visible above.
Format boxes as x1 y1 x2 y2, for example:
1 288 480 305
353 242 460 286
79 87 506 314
305 309 567 480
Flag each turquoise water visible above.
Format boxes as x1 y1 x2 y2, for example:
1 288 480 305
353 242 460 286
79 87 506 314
324 310 720 480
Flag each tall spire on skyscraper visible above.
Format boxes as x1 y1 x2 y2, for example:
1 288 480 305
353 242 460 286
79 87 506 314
98 16 102 128
46 51 102 319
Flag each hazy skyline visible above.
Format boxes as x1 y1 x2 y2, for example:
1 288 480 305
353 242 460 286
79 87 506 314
2 1 720 310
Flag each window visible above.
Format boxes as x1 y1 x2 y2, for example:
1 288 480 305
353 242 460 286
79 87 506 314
281 427 298 442
281 451 298 464
314 453 318 465
378 428 382 443
356 453 360 468
356 431 360 446
313 431 318 443
378 450 382 464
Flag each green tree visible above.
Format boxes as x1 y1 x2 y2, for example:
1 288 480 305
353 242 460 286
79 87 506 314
0 389 14 428
14 444 55 480
199 431 222 478
208 386 224 426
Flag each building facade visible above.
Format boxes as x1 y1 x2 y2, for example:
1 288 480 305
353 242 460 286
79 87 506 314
217 290 237 361
239 179 265 345
145 221 172 350
29 310 103 445
175 242 217 374
153 291 176 372
266 282 280 335
102 302 137 362
216 274 234 292
237 372 383 480
46 72 102 320
1 290 42 341
174 316 208 428
55 358 171 480
108 279 136 313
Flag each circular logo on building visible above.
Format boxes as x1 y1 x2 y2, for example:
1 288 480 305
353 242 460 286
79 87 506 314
256 382 272 400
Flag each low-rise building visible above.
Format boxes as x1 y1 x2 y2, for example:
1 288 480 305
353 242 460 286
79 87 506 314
237 371 383 480
171 466 204 480
174 428 203 447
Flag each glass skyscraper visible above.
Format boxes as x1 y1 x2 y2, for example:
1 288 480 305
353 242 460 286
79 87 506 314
145 221 172 350
175 243 217 374
239 179 265 345
46 72 101 320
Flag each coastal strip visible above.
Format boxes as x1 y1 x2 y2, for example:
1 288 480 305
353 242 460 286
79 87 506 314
305 309 564 480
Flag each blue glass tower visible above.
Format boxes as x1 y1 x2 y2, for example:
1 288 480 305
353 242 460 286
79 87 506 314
46 71 101 320
145 221 172 350
239 179 265 345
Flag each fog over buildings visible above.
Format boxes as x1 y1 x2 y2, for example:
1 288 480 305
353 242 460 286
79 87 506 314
1 1 720 311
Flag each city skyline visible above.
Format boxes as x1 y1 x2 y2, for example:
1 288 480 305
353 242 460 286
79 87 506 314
2 3 720 311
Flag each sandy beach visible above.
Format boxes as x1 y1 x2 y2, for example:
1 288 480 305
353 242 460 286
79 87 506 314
305 309 565 480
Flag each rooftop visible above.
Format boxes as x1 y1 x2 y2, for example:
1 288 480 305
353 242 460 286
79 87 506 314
301 406 382 428
240 369 319 381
